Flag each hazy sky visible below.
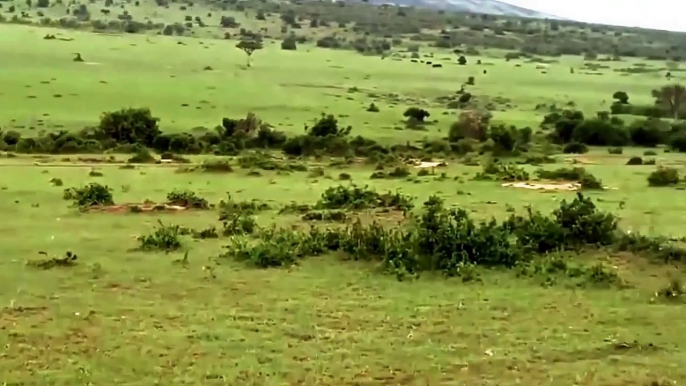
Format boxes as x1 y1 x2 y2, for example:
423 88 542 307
500 0 684 31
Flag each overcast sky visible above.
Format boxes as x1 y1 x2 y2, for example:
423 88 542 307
500 0 684 31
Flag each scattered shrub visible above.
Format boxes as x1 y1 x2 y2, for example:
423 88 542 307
127 147 156 163
626 156 643 165
63 183 114 208
166 190 209 209
647 167 680 187
316 184 414 212
137 221 184 252
607 147 623 154
562 142 588 154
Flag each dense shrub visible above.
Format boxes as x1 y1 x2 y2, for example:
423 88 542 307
137 221 184 252
403 107 430 122
63 183 114 208
99 107 160 146
166 190 209 209
647 167 680 187
316 185 414 212
127 147 156 163
626 156 643 165
449 111 490 142
571 118 629 146
281 36 297 50
562 142 588 154
629 118 667 147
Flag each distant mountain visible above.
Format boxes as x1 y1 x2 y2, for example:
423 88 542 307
362 0 561 19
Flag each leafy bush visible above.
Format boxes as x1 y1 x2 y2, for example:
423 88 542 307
199 160 233 172
615 232 686 263
302 210 347 222
63 183 114 207
552 193 617 247
98 107 160 146
166 190 209 209
562 142 588 154
127 147 156 163
316 185 414 212
281 36 297 50
403 107 430 122
535 167 603 189
222 212 258 236
626 156 643 165
572 118 629 146
647 167 680 187
137 221 184 252
193 226 219 239
629 119 667 147
474 162 530 181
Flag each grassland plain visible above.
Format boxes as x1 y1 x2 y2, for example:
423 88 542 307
1 149 686 385
3 8 686 386
1 23 675 143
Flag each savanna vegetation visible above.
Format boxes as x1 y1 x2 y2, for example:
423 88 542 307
2 0 686 384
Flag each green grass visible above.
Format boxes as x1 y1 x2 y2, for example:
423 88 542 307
3 14 686 385
1 155 686 384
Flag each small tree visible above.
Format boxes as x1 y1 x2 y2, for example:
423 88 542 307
236 39 263 67
612 91 629 104
458 55 467 65
652 84 686 121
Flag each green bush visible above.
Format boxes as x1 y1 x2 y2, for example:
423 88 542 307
647 167 680 187
474 162 530 182
137 221 184 252
302 210 347 222
63 183 114 207
166 190 209 209
607 147 623 154
199 160 233 172
562 142 588 154
222 212 258 236
626 156 643 165
98 107 160 146
127 147 156 163
316 185 414 212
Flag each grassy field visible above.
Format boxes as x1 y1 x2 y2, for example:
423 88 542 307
1 23 675 143
1 150 686 385
3 12 686 386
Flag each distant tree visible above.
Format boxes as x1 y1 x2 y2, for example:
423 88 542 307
458 55 467 65
255 9 266 20
25 0 32 8
220 15 239 28
612 91 629 104
652 84 686 121
280 12 295 25
236 39 263 67
309 18 318 28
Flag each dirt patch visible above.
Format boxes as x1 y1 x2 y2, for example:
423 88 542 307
502 181 581 191
88 203 188 213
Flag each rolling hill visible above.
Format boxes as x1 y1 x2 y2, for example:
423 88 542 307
358 0 561 19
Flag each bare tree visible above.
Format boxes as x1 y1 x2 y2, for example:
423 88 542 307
652 84 686 121
236 39 263 67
